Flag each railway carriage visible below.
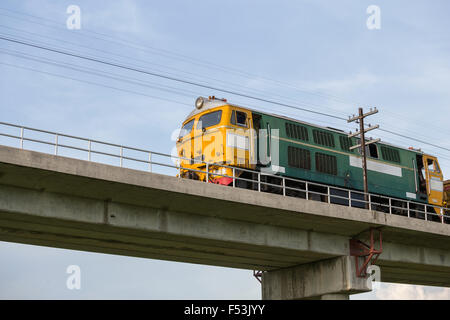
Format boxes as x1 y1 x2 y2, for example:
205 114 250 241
176 96 445 218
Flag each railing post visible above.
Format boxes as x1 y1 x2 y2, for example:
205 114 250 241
368 194 372 211
177 156 182 179
232 168 235 188
54 134 58 155
282 178 286 196
20 127 24 149
407 202 410 218
120 146 123 167
206 163 209 183
306 182 309 200
348 190 351 207
149 152 152 172
389 198 392 214
258 173 261 192
88 140 91 161
327 187 331 204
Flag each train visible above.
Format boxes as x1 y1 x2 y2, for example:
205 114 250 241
176 96 448 220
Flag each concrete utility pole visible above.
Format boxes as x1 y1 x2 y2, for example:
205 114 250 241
347 108 380 209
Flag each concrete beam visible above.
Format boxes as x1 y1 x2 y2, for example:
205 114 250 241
261 256 371 300
0 183 349 270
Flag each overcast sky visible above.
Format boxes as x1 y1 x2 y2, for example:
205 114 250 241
0 0 449 299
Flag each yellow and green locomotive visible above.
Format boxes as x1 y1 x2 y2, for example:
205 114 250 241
176 96 445 217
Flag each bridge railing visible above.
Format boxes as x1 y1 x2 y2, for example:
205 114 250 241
0 121 448 224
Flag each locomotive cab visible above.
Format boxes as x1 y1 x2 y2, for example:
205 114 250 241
176 96 256 185
418 154 444 214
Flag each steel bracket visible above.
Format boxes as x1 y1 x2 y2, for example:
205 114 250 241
253 270 263 283
350 228 383 277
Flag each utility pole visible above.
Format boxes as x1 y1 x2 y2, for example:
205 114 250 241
348 108 380 209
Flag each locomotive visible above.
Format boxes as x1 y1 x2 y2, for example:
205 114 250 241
176 96 446 219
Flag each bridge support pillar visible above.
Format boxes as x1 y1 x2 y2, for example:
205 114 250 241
261 256 371 300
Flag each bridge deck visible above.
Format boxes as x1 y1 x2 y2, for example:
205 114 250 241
0 145 449 287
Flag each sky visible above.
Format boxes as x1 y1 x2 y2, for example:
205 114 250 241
0 0 449 299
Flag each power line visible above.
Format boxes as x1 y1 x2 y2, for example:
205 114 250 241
3 54 450 163
0 35 348 121
0 48 203 99
3 6 450 141
0 25 351 117
0 7 365 108
0 28 366 126
0 28 412 136
1 35 449 156
379 128 450 153
2 8 450 144
0 61 192 106
0 53 353 135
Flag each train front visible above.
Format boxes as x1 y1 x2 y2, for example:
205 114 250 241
176 96 256 185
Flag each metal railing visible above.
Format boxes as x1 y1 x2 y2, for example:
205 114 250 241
0 121 448 224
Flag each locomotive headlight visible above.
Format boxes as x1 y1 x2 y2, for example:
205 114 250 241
195 97 204 109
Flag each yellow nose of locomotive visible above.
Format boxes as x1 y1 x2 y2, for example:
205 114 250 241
176 96 255 184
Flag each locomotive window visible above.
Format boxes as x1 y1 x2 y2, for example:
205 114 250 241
368 144 378 159
231 110 247 127
435 161 441 173
427 159 434 172
179 119 195 138
197 110 222 129
427 159 440 173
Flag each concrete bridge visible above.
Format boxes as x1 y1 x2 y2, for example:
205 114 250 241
0 145 449 299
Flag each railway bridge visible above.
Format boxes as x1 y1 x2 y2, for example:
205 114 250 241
0 124 449 299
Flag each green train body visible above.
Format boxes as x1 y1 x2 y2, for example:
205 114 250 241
253 111 426 204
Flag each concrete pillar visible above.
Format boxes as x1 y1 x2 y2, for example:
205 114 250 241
262 256 372 300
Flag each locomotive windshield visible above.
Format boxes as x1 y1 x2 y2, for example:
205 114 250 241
427 158 441 173
196 110 222 129
231 110 247 127
179 119 194 138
